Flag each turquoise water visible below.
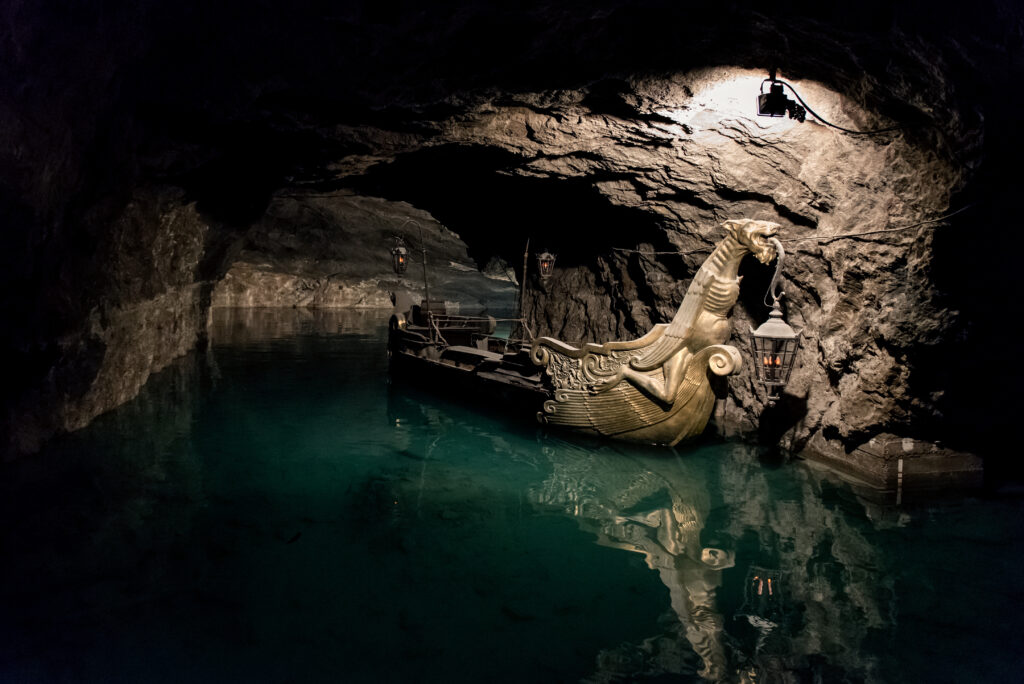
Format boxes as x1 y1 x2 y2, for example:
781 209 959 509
2 308 1022 683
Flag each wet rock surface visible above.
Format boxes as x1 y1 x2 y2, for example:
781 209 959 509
2 1 1023 471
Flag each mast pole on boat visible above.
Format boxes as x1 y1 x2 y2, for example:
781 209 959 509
418 222 430 316
401 218 432 338
401 218 430 309
518 238 530 343
519 237 529 319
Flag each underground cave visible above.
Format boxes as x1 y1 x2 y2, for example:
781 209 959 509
2 1 1024 682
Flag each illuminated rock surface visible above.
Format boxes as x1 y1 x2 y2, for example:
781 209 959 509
1 1 1021 475
209 193 514 310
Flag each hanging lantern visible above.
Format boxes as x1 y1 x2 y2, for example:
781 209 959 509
536 250 556 280
391 237 409 275
749 237 799 401
749 302 799 393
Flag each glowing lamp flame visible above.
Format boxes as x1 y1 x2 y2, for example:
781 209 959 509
536 251 556 280
391 238 409 275
749 302 800 396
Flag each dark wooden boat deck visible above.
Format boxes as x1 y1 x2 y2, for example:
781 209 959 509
387 300 549 405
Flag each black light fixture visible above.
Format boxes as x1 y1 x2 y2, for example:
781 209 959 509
757 71 906 136
536 250 556 280
391 237 409 275
757 71 806 123
749 238 800 402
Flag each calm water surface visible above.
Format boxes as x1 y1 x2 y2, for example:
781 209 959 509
2 309 1022 683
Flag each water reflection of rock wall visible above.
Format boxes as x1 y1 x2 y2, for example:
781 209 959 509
209 307 391 344
530 442 891 683
0 351 207 659
719 450 894 683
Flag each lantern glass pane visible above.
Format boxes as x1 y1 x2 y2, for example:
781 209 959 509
536 252 556 278
392 247 409 275
750 334 798 386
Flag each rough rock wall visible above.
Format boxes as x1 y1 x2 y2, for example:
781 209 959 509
0 64 972 470
210 192 515 311
4 188 211 456
213 265 395 309
4 0 1020 466
341 70 963 469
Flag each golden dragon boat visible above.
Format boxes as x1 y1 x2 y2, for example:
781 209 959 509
529 219 780 445
389 218 781 446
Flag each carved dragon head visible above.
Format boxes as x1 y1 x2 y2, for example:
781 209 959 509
722 219 780 265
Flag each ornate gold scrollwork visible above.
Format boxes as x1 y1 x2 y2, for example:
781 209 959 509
707 345 742 376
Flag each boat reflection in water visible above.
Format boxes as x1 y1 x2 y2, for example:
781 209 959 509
529 438 895 683
387 383 895 683
530 445 736 681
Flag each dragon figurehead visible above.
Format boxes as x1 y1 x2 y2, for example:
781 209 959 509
532 215 790 446
722 219 780 265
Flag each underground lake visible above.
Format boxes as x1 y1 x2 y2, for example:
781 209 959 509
1 308 1021 683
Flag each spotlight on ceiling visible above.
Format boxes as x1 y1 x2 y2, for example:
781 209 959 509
757 77 806 123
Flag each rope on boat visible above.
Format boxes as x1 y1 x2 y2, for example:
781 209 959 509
427 315 531 325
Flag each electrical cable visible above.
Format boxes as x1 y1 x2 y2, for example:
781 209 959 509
768 79 907 136
612 204 973 256
778 204 973 244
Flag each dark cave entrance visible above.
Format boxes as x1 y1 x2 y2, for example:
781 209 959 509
346 143 677 279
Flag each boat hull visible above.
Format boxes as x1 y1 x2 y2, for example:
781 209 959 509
388 324 549 410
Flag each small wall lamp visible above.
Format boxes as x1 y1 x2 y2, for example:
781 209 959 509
536 251 556 280
391 237 409 275
749 301 799 392
749 237 800 402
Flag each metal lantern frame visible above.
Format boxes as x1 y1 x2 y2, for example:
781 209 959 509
749 304 799 387
536 250 556 280
749 237 800 399
391 237 409 275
